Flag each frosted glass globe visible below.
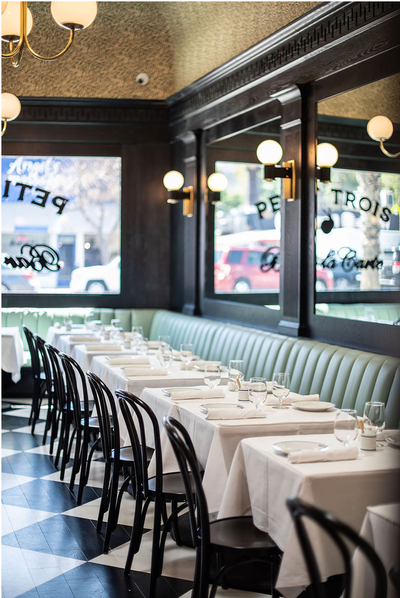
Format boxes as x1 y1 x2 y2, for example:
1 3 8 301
2 3 8 16
163 171 184 191
51 1 98 30
367 116 393 142
1 2 33 42
256 140 283 165
208 173 228 192
316 143 338 168
2 93 21 121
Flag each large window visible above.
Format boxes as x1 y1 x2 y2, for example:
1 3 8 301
2 155 121 294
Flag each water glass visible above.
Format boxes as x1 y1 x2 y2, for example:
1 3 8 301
158 335 171 348
228 360 244 390
272 372 290 409
180 344 193 366
64 317 73 331
113 327 124 342
249 377 267 408
204 364 221 389
334 409 359 446
159 347 173 371
137 337 149 356
132 326 144 339
111 318 121 329
363 402 386 436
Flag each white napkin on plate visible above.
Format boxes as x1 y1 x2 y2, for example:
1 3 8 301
181 360 221 371
69 335 97 342
288 444 358 464
85 344 121 351
108 357 150 366
266 392 319 406
126 368 167 377
206 407 266 420
148 341 159 349
168 388 226 401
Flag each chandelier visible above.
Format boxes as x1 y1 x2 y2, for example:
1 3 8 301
1 1 97 67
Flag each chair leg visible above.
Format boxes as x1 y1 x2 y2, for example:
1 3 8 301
125 493 148 574
60 421 75 481
69 429 82 491
170 500 183 546
42 393 53 445
103 464 120 553
76 437 89 505
97 461 112 532
49 403 59 456
55 413 67 469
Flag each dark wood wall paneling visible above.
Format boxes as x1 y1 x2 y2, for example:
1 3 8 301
167 1 400 356
2 99 171 310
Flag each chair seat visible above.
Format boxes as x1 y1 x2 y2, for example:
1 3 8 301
80 416 113 429
111 445 135 463
148 471 195 499
209 517 280 552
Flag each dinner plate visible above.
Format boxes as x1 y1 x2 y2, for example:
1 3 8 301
385 435 400 448
199 402 244 414
291 401 335 412
272 440 329 456
162 387 202 396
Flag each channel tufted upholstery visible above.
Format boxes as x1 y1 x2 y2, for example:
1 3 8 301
3 307 399 428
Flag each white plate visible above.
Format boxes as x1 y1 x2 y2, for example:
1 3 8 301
385 436 400 448
162 387 202 396
291 401 335 412
199 402 244 414
272 440 329 456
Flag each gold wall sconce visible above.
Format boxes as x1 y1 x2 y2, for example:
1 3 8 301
316 143 339 183
1 92 21 135
256 140 296 201
163 170 194 218
205 172 228 204
1 1 97 67
367 116 400 158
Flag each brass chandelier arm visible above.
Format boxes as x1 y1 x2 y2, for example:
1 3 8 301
380 141 400 159
1 120 8 136
24 27 75 61
2 37 24 58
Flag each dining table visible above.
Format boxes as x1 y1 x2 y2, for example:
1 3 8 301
217 433 400 598
1 326 27 382
45 324 93 350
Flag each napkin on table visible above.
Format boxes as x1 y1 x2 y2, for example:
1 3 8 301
181 360 220 371
206 407 266 420
148 341 159 349
168 388 226 401
126 368 167 377
69 335 97 342
266 392 320 406
85 344 121 351
288 444 358 464
108 357 150 366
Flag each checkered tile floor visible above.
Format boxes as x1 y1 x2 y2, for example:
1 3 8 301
2 404 269 598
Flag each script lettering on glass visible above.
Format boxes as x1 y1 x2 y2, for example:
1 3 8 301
320 247 383 272
3 244 61 272
260 246 280 272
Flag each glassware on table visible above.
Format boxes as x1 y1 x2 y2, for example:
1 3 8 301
204 364 221 390
132 326 144 339
159 347 173 372
228 360 244 390
64 316 73 331
84 310 95 327
334 409 359 447
113 327 124 342
272 372 290 409
180 343 193 366
363 402 386 435
137 337 149 356
158 335 171 348
111 318 121 329
249 377 267 408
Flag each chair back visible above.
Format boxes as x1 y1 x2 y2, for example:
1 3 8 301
46 343 66 411
23 325 41 379
286 497 387 598
59 353 90 430
34 335 52 398
86 371 119 463
163 415 210 550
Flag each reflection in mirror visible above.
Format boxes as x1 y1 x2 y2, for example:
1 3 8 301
315 74 400 324
207 119 282 301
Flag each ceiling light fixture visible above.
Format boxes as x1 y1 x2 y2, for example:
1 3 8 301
163 170 194 218
316 142 339 183
1 1 97 68
1 92 21 135
256 140 296 201
367 115 400 158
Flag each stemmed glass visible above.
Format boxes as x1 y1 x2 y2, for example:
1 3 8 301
363 402 386 445
204 364 221 390
131 326 144 353
159 346 173 373
272 372 290 409
249 377 267 408
334 409 359 447
137 337 149 356
180 344 193 367
158 335 171 348
229 360 244 390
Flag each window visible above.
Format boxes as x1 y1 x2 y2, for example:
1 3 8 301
2 155 122 294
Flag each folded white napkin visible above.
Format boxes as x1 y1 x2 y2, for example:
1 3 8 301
266 392 319 406
148 341 159 349
288 444 358 464
85 344 121 351
70 335 97 342
181 360 221 371
126 368 167 377
108 357 150 366
206 407 266 420
168 388 226 401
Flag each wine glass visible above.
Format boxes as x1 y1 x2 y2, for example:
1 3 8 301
249 377 267 408
159 347 173 373
204 364 221 390
229 360 244 390
180 344 193 366
111 318 121 329
272 372 290 409
363 402 386 438
132 326 144 339
137 338 149 356
158 335 171 348
113 327 124 343
334 409 359 447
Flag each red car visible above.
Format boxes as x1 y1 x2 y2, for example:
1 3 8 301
215 246 334 293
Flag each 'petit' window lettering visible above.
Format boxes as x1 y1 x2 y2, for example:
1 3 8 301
3 179 69 215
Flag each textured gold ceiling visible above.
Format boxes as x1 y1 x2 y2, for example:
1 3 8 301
1 1 319 100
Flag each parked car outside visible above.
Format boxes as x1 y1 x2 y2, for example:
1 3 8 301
69 256 120 293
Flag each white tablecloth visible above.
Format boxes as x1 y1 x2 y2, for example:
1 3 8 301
1 327 27 382
351 502 400 598
46 325 89 350
217 434 400 598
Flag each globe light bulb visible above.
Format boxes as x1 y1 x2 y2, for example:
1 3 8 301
1 2 33 42
367 115 393 142
316 143 339 168
2 3 8 15
207 173 228 192
2 93 21 121
256 140 283 165
163 170 184 191
51 1 98 31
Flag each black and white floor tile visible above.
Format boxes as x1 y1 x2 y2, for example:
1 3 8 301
2 404 269 598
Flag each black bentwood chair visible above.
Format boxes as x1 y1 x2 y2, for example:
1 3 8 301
23 326 47 434
34 336 56 449
45 343 69 471
164 416 282 598
117 391 193 598
286 497 387 598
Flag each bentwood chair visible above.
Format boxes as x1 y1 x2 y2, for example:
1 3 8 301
286 497 387 598
34 335 56 449
23 326 47 435
164 416 282 598
117 391 193 598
